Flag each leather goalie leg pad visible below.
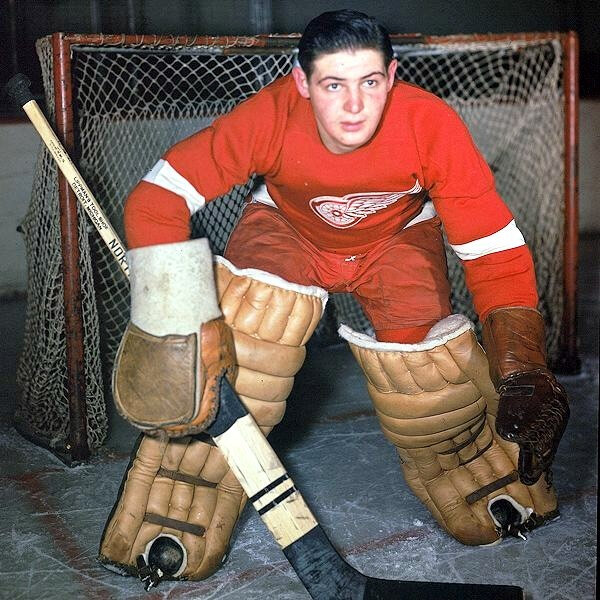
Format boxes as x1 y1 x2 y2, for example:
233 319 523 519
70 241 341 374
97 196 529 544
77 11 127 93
98 433 246 582
340 315 558 546
215 256 328 434
100 262 327 583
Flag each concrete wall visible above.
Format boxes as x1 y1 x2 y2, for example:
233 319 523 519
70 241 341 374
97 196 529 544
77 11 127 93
0 100 598 297
0 123 38 297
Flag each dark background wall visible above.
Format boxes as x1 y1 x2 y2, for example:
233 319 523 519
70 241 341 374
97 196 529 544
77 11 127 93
1 0 599 117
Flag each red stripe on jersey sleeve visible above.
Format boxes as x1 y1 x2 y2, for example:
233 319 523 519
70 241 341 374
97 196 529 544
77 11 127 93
124 180 191 249
463 245 539 322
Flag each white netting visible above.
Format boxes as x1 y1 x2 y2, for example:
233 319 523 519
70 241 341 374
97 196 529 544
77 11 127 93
17 35 566 452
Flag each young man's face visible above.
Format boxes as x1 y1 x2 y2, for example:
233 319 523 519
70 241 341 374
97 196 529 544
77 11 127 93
292 48 397 154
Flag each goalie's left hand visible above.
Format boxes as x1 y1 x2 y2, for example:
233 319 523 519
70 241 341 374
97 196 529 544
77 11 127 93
483 306 570 485
495 368 569 485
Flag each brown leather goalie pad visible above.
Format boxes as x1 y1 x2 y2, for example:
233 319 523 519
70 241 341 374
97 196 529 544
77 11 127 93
345 318 558 546
99 258 326 580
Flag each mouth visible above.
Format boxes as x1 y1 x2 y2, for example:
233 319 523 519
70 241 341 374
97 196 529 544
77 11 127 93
340 121 364 132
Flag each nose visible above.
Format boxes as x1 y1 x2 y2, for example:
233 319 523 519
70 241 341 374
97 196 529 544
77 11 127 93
344 87 363 114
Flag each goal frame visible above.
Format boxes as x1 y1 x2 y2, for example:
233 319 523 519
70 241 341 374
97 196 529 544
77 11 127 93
42 31 579 462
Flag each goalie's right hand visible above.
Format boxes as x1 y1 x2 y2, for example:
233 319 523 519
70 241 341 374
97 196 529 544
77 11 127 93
113 316 235 437
111 238 233 437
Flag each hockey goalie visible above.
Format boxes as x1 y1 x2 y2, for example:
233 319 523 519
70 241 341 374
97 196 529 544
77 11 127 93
98 8 569 587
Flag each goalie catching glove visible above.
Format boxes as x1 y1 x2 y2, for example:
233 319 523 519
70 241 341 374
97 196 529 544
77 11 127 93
113 239 235 437
482 307 570 485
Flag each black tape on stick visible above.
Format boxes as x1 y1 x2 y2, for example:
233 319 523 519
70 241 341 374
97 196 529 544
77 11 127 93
5 73 35 108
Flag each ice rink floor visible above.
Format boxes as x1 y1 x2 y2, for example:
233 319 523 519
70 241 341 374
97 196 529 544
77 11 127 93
0 235 597 600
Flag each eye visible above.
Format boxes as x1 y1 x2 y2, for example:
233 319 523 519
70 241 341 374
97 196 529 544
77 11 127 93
363 79 378 88
327 82 340 91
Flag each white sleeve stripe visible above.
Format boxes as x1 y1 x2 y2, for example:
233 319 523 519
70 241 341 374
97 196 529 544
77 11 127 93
404 200 436 229
450 220 526 261
142 159 206 215
251 182 278 208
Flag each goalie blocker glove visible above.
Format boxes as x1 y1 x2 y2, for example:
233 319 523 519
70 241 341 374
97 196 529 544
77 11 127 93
113 239 235 437
482 307 570 485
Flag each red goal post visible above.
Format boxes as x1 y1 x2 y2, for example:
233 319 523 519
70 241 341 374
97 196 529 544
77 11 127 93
18 31 579 462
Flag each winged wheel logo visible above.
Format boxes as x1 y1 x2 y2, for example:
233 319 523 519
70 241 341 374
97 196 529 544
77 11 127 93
309 180 422 229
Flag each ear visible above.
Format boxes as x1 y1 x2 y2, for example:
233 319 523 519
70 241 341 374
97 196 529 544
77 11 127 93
386 58 398 91
292 66 311 99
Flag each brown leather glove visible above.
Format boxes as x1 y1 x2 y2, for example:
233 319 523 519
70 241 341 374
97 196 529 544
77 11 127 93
482 307 569 485
112 238 235 437
113 318 235 437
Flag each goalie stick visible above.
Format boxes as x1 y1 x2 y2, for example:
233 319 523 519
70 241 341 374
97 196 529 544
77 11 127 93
6 74 129 277
7 72 524 600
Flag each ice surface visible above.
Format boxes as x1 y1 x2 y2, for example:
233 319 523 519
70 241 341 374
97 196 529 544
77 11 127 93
0 237 597 599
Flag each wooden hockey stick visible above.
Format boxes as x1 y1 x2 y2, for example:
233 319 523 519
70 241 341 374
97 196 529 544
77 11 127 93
6 74 129 277
7 73 524 599
207 376 524 600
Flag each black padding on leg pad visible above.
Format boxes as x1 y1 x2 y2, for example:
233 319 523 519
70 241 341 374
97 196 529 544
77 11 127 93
282 525 366 599
204 375 247 438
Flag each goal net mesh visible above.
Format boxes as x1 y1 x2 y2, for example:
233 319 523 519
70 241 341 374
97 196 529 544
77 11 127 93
17 34 566 451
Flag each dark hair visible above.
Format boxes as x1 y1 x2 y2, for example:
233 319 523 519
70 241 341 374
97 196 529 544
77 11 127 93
297 10 394 78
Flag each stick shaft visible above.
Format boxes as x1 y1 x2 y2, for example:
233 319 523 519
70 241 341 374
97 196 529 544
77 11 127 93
21 99 129 277
213 413 318 548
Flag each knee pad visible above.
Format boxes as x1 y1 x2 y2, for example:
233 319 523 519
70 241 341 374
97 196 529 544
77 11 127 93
340 315 558 546
99 258 327 583
214 257 327 433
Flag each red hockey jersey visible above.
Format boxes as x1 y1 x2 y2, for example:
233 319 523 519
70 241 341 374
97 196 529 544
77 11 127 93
124 74 538 320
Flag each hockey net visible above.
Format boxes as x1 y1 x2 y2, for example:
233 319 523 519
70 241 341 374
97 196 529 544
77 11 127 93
17 32 576 455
